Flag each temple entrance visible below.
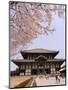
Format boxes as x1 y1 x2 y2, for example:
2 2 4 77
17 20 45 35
19 69 25 75
31 69 38 75
39 69 45 75
45 69 51 74
38 69 51 75
35 55 47 75
31 69 45 75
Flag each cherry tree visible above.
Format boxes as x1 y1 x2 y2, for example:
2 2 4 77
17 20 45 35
9 2 65 56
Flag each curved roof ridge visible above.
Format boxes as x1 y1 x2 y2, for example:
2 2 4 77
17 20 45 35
21 48 59 53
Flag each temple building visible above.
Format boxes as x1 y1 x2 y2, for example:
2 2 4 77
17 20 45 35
12 48 65 76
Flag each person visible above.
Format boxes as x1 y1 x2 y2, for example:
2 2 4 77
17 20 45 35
55 74 58 82
55 75 60 83
57 75 60 83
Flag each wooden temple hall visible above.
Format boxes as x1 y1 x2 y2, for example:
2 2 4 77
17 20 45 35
12 49 65 76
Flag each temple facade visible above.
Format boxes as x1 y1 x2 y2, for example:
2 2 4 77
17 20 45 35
12 48 65 76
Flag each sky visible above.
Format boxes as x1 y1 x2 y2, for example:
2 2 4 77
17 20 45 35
10 11 65 71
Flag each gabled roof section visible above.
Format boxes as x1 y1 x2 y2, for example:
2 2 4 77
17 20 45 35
20 48 59 54
12 59 35 66
12 58 65 66
35 55 47 60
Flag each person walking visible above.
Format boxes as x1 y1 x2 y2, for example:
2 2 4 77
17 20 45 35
55 74 58 83
57 75 60 83
55 74 60 83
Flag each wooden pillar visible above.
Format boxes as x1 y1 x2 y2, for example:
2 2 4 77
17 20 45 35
50 63 53 74
50 63 56 75
24 69 25 75
37 62 39 75
43 62 45 75
24 64 26 75
19 65 21 76
31 64 32 75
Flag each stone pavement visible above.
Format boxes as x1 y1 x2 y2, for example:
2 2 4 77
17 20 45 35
10 76 32 88
35 75 65 86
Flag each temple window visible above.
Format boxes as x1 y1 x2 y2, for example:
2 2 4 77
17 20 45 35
51 56 52 59
29 56 30 59
29 65 31 69
29 56 32 60
56 63 59 68
33 55 35 59
49 56 51 59
35 64 37 69
31 55 33 59
48 56 53 59
32 63 35 69
26 65 29 69
53 64 55 68
51 68 55 73
50 64 53 68
25 68 31 75
21 65 25 69
27 56 29 59
21 65 22 69
33 55 36 59
47 63 49 68
45 64 46 68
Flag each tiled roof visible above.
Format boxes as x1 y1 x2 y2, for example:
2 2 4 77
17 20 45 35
48 59 65 62
21 48 59 53
12 58 65 63
12 59 35 63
